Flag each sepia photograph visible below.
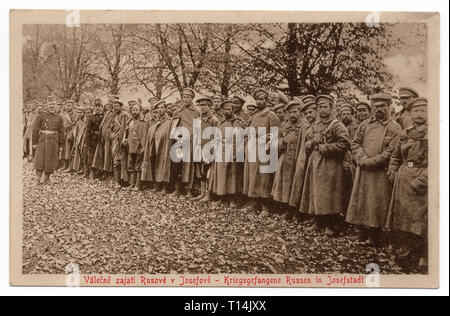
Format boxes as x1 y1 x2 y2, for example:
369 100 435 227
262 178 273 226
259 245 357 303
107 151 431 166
9 9 441 289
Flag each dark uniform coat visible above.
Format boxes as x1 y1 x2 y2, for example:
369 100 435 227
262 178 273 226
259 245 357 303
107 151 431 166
243 108 281 199
299 118 351 215
85 113 104 168
32 112 64 173
346 117 401 227
272 120 304 203
386 124 428 237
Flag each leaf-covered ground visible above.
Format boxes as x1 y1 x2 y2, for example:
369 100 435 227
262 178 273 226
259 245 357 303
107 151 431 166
23 161 417 275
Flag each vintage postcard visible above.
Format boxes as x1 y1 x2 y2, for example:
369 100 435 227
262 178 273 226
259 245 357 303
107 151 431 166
10 10 440 288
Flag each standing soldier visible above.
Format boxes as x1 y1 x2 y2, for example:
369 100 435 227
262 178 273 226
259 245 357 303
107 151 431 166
192 96 220 201
61 100 76 171
289 97 317 210
346 93 402 246
110 99 129 188
355 101 372 124
396 87 419 129
272 100 304 216
171 88 201 198
72 106 90 174
123 103 147 191
387 98 428 272
243 89 281 216
299 95 351 237
211 99 246 208
85 98 104 180
31 102 64 185
142 100 174 194
92 95 118 179
62 106 82 173
23 101 40 161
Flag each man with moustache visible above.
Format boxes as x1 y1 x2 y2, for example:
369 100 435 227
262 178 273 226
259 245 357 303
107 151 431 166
142 100 174 194
171 88 201 198
243 89 281 216
211 99 246 208
355 101 372 124
289 97 317 211
192 96 220 201
123 103 147 191
387 98 429 272
272 100 304 215
32 101 64 185
85 98 104 180
346 93 402 246
299 95 351 237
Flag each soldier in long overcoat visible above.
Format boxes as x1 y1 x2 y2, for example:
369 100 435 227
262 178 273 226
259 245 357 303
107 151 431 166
243 89 281 216
346 93 402 246
32 102 64 185
191 97 220 201
211 100 246 208
299 95 351 237
85 99 104 179
288 97 317 210
170 88 201 197
109 99 129 188
142 100 174 193
272 100 304 212
61 100 76 171
92 96 117 176
386 97 428 272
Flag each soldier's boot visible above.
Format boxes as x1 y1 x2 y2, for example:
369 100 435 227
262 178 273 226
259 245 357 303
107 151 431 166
170 182 183 197
155 182 162 192
89 169 96 180
199 190 213 203
62 164 74 173
113 167 122 189
84 166 90 179
192 181 206 201
186 188 195 199
243 199 259 211
366 228 382 248
259 201 270 217
161 183 169 195
134 174 142 191
229 196 238 208
148 182 155 191
42 172 51 185
35 170 43 185
129 172 136 189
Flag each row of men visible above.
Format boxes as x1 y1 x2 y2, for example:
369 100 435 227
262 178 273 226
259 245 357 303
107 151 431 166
24 86 428 272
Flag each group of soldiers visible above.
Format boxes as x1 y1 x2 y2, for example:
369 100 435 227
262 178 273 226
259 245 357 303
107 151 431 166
23 86 429 273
